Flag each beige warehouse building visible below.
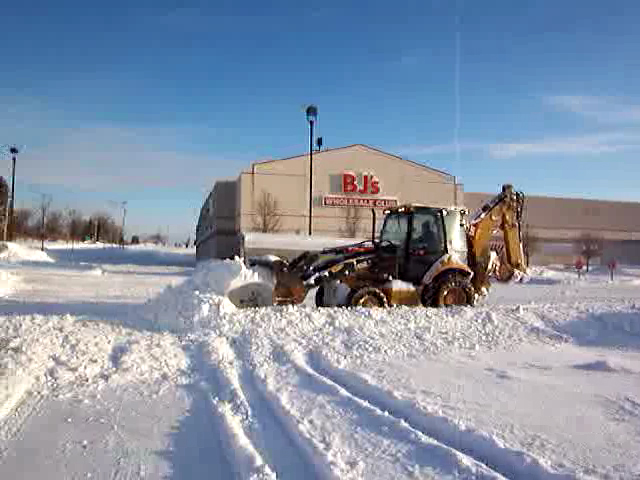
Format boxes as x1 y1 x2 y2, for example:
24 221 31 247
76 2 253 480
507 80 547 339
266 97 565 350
196 144 640 265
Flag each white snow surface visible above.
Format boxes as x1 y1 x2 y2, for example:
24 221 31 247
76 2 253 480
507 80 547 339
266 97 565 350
0 242 54 263
0 271 16 297
1 244 640 479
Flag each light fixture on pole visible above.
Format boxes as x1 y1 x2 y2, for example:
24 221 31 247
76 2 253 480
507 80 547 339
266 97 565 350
306 105 318 236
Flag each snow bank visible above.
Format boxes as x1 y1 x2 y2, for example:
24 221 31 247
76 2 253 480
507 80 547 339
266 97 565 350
558 309 640 349
524 264 640 285
0 270 16 297
138 258 272 332
0 242 53 263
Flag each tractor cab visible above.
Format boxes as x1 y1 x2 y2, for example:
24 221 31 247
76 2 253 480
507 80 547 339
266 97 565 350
378 205 468 284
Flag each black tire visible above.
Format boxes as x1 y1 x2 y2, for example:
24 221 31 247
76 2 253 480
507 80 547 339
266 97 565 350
429 272 475 307
315 286 326 307
348 287 389 308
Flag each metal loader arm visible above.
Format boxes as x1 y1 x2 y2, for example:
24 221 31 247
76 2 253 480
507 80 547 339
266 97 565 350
467 184 527 294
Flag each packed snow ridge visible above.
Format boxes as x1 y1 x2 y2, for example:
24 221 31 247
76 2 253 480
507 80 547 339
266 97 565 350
134 258 639 363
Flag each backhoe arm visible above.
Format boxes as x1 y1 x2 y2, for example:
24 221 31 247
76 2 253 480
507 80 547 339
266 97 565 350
468 184 527 294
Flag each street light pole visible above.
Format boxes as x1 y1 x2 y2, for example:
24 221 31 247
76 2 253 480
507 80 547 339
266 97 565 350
306 105 318 236
3 147 18 241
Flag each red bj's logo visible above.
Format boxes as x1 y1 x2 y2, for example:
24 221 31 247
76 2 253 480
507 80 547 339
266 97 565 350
342 172 380 195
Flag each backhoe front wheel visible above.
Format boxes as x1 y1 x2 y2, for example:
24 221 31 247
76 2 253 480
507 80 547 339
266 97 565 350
430 272 475 307
348 287 389 308
315 286 327 307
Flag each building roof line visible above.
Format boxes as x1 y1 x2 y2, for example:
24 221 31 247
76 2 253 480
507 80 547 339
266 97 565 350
247 144 454 179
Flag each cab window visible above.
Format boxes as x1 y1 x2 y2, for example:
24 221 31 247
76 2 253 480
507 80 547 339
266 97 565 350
380 213 409 247
410 211 444 253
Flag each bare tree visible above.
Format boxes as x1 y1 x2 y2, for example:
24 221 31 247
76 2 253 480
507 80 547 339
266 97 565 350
66 209 84 248
89 212 121 244
46 210 65 239
38 194 52 251
252 191 282 233
340 206 362 238
575 233 603 272
13 208 34 238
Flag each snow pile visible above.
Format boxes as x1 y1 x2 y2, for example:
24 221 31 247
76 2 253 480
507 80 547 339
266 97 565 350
0 242 54 263
0 313 188 418
138 258 271 332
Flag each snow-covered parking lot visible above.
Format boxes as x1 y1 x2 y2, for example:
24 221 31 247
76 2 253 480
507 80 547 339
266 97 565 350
1 242 639 479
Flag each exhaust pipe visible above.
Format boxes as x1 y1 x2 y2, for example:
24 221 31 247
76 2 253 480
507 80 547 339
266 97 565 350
371 208 376 243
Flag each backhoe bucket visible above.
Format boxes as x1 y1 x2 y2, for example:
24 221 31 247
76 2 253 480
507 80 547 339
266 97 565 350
226 282 275 308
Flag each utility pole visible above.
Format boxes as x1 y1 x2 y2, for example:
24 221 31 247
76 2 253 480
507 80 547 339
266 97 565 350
120 201 127 248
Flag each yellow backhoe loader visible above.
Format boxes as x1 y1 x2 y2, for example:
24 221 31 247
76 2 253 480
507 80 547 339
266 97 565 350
240 184 527 308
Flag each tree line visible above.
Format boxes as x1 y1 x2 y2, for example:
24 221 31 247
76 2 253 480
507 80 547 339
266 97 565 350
12 206 125 244
0 176 124 245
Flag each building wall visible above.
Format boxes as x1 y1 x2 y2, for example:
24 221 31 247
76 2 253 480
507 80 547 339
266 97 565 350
195 180 240 260
197 145 640 265
465 191 640 265
237 144 462 238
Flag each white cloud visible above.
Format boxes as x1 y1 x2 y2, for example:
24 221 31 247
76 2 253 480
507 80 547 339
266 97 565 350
397 132 640 160
488 131 640 159
545 95 640 123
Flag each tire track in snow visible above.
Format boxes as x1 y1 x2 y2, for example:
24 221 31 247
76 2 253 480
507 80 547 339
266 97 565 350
237 366 335 480
283 350 504 479
0 386 45 458
183 342 260 480
305 352 576 480
200 337 333 480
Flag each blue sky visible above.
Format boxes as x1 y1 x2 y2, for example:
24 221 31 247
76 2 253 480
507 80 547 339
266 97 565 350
1 1 640 240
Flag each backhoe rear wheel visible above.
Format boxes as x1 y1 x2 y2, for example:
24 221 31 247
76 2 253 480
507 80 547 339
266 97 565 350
348 287 389 308
430 272 475 307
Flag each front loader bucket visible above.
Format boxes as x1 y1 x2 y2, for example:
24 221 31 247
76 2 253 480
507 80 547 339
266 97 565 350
227 282 275 308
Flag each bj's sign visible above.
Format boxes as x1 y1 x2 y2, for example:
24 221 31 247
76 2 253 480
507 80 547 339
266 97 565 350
323 172 398 208
341 172 380 195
